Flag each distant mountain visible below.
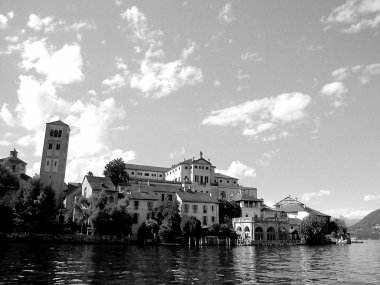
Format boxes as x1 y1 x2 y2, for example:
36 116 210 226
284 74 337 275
349 209 380 239
339 215 360 227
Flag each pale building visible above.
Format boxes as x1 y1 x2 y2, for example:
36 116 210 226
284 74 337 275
125 164 168 181
274 196 330 223
39 120 70 206
176 191 219 227
81 175 118 203
0 148 27 178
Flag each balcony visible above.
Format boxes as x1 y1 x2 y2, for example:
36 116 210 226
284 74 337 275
232 216 289 223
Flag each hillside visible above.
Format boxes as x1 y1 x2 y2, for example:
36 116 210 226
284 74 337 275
339 215 360 227
349 209 380 239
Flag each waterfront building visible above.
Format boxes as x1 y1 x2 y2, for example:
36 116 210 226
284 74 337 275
39 120 70 206
274 196 330 223
81 175 118 203
63 183 82 222
176 190 219 227
0 148 27 178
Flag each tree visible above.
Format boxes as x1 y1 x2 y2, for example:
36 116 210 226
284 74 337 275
0 164 19 198
153 200 181 242
329 218 347 237
181 216 202 239
0 199 14 232
89 193 132 236
103 158 129 186
87 171 94 176
218 199 241 224
12 177 57 233
299 214 329 244
137 219 159 244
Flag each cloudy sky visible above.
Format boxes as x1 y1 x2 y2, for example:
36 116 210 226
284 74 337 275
1 0 379 219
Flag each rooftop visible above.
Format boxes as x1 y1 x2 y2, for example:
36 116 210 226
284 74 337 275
84 175 116 192
177 191 218 204
125 163 169 173
231 193 263 202
214 172 238 180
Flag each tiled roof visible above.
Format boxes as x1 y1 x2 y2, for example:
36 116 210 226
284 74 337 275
214 172 238 180
125 163 169 173
0 156 27 165
177 191 218 203
47 120 70 127
120 183 181 194
289 218 302 225
127 190 158 201
85 175 116 192
277 203 330 217
231 193 263 202
20 173 31 181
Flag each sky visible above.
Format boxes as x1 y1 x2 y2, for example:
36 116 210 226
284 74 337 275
1 0 380 220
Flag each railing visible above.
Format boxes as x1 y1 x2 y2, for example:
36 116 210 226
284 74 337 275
232 217 289 223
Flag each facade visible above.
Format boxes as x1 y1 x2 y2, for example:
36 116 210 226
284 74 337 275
125 164 168 181
81 175 118 203
39 120 70 206
176 191 219 227
0 148 27 177
63 183 82 222
274 196 330 223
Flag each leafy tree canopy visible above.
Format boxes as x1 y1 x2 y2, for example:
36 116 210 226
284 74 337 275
181 216 202 238
0 163 19 197
218 199 241 224
299 214 329 244
103 158 129 186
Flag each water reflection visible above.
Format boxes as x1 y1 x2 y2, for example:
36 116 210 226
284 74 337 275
0 241 379 284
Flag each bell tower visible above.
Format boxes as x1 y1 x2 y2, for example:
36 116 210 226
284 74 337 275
40 120 70 207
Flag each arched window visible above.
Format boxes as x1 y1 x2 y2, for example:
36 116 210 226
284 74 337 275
244 226 251 239
254 227 264 240
267 227 276 241
279 227 287 240
58 130 62 137
50 130 54 136
54 130 58 137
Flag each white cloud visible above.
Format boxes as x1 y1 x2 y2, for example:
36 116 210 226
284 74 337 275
102 74 126 91
27 14 54 31
364 194 380 201
20 39 84 85
219 3 235 23
0 14 8 29
331 64 380 84
169 147 185 159
322 0 380 33
216 161 256 179
256 149 280 168
203 92 311 140
214 80 221 87
302 190 332 202
16 135 33 147
241 52 264 62
130 52 203 98
320 82 348 107
0 103 17 126
0 140 12 146
237 70 250 80
324 208 374 219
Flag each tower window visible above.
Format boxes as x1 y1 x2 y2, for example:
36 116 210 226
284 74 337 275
48 143 53 149
47 161 49 166
54 130 58 137
58 130 62 137
50 130 54 137
56 144 61 150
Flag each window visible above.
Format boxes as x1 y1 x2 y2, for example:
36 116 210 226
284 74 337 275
48 143 53 149
195 175 199 182
138 172 142 176
134 201 139 210
220 180 222 183
50 130 54 136
227 180 229 183
58 130 62 137
205 177 209 184
184 204 189 212
46 161 50 166
211 206 214 211
220 191 226 199
203 205 207 213
203 216 207 225
152 174 156 177
206 167 208 170
185 166 188 169
144 173 149 176
147 213 152 220
193 205 198 213
11 165 16 172
54 130 58 137
161 194 165 201
159 174 162 177
147 201 153 210
212 216 215 223
56 144 60 150
133 213 139 224
195 165 198 169
131 171 135 175
54 161 57 166
233 181 236 184
199 166 204 169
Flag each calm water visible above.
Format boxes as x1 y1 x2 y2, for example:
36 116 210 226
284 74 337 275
0 241 379 284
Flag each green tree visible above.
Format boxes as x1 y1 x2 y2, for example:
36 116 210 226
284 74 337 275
0 200 14 232
329 218 347 237
103 158 129 186
153 200 181 242
218 199 241 224
0 163 19 198
137 219 159 243
299 214 329 244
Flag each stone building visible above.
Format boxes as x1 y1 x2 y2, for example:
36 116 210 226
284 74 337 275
0 148 27 178
39 120 70 206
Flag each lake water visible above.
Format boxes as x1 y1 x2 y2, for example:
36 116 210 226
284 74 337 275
0 240 379 284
